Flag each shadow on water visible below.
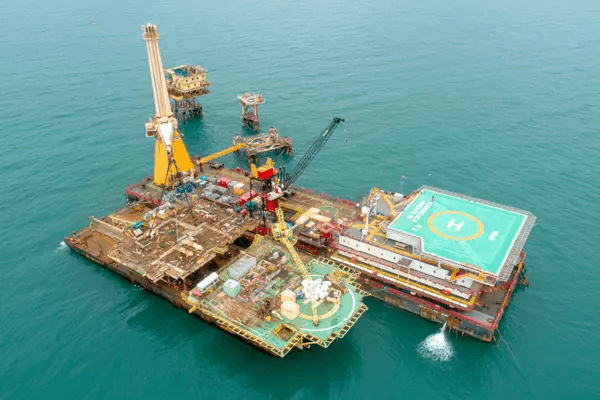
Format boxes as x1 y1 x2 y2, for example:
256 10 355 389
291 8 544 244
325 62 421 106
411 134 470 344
128 301 360 398
105 264 361 398
189 328 362 399
181 116 205 134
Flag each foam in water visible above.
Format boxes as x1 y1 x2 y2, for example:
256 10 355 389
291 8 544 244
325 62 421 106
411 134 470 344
56 241 68 253
417 323 454 362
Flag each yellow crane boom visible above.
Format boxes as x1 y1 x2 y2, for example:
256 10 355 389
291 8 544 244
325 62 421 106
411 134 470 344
272 208 320 325
142 24 194 187
198 143 247 164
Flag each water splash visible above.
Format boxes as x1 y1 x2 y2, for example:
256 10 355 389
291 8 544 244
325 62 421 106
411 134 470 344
417 322 454 362
55 241 68 253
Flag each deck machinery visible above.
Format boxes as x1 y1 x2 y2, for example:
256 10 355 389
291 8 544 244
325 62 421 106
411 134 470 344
119 166 535 342
66 194 367 357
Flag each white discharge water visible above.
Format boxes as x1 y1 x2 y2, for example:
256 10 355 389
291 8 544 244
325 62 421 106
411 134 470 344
55 241 68 253
417 323 454 362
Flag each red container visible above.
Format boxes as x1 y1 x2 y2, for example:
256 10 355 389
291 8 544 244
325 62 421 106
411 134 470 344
265 197 279 211
256 225 270 236
218 177 232 188
238 190 258 206
257 168 275 180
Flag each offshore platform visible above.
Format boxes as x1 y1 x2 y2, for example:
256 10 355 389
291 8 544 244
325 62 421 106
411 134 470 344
66 24 536 356
238 92 264 130
165 64 211 122
194 126 293 169
195 94 292 167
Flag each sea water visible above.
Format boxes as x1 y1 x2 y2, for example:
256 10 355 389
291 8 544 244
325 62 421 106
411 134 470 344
1 1 599 399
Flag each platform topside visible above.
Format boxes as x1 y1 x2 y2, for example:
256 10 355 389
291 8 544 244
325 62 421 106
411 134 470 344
198 239 366 352
388 187 534 276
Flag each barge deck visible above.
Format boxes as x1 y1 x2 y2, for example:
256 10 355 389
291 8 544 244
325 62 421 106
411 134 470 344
66 194 367 357
119 165 535 342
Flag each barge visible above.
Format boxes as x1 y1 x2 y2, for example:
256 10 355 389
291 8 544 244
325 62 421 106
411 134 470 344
122 165 535 342
66 23 535 354
66 199 367 357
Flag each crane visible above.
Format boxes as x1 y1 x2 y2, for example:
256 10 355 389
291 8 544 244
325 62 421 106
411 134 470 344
142 24 195 187
197 143 247 165
271 207 320 326
278 117 344 193
361 193 380 239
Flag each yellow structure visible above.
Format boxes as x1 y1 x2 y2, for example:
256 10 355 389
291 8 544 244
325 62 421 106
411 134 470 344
271 207 320 326
198 143 247 164
142 24 194 186
152 126 194 186
250 157 277 179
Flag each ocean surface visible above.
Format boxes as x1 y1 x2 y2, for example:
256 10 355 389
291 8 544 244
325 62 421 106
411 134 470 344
1 1 599 399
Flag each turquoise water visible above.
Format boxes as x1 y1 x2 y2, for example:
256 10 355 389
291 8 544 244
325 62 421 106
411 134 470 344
1 1 599 399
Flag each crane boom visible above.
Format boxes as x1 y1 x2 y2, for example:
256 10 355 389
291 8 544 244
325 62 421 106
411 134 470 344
142 24 173 120
280 117 344 188
272 208 320 325
198 143 247 164
142 24 194 187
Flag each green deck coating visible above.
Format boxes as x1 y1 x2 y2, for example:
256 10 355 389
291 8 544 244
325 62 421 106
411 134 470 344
201 241 365 350
388 189 526 274
279 259 361 341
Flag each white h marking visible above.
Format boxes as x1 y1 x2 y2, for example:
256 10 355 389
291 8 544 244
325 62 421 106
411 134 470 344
447 219 464 231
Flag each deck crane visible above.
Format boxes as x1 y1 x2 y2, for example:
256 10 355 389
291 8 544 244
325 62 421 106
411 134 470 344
361 192 380 240
271 207 321 326
142 24 195 187
278 117 344 193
